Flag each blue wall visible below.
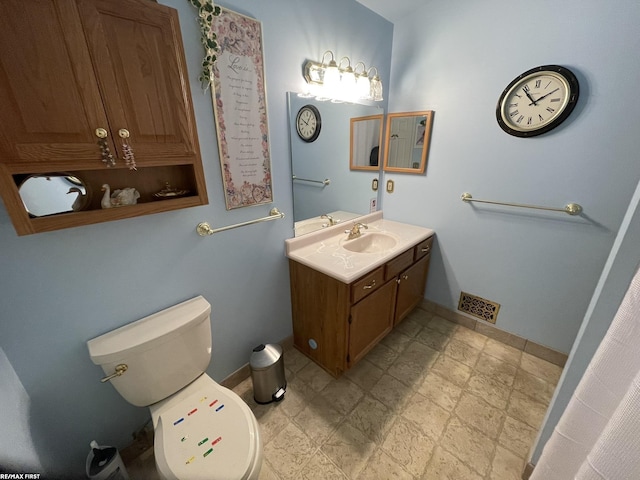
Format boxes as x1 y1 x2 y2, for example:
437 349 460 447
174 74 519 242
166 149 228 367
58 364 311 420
532 176 640 465
0 0 392 474
383 0 640 354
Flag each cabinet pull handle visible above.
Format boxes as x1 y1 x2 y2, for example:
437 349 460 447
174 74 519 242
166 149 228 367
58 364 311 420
421 246 430 253
363 279 376 290
119 129 137 170
95 128 116 167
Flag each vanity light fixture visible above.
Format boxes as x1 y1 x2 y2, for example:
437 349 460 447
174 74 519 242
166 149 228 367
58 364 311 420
302 50 383 102
354 62 371 100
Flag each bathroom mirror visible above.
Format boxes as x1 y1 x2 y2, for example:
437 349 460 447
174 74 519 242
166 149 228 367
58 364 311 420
383 111 434 174
287 92 383 236
18 174 89 217
350 114 384 171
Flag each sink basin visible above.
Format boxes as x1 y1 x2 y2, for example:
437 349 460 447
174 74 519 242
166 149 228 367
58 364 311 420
341 232 397 253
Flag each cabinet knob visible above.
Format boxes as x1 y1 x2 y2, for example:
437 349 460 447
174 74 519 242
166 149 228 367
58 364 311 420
363 280 376 290
118 128 130 139
95 127 108 139
397 274 409 284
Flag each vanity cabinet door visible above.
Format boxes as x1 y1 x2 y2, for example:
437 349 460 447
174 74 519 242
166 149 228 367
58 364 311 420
0 0 111 165
394 253 431 325
348 279 396 366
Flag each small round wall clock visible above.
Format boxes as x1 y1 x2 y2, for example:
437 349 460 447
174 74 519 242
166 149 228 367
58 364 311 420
496 65 579 137
296 104 321 142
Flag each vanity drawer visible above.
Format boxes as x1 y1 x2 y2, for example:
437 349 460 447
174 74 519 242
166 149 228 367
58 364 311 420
414 236 434 261
384 248 414 281
351 266 384 303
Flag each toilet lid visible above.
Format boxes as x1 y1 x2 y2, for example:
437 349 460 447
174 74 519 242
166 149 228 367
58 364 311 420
154 384 258 480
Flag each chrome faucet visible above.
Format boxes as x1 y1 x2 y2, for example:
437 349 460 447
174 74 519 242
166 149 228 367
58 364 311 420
321 214 336 226
346 222 368 240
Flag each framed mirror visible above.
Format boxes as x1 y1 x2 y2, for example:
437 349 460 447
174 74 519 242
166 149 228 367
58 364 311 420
350 114 384 171
383 111 434 174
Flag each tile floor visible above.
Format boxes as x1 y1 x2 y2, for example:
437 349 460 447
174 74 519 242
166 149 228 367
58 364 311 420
126 308 562 480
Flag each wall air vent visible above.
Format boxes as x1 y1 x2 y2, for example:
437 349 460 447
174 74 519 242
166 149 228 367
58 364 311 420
458 292 500 324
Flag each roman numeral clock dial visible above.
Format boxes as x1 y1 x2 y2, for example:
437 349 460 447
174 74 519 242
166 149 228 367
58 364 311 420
496 65 579 137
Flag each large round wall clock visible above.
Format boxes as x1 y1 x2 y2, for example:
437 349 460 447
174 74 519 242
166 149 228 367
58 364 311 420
496 65 579 137
296 104 321 142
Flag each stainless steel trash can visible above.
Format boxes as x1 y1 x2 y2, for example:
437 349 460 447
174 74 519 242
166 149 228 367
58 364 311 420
249 344 286 404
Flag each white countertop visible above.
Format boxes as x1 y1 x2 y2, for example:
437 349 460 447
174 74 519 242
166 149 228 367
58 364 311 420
285 211 435 284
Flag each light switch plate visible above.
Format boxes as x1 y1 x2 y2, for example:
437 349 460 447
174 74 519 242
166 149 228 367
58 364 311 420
386 179 394 193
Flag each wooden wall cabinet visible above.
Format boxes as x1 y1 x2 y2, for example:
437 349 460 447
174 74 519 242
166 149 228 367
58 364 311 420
289 235 434 377
0 0 207 235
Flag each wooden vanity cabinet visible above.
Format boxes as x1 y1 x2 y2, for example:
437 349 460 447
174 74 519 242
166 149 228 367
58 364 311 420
289 234 434 377
394 236 433 325
0 0 207 235
289 262 396 377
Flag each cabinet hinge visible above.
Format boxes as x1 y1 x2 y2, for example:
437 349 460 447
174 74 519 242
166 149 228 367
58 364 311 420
348 315 352 324
347 354 350 363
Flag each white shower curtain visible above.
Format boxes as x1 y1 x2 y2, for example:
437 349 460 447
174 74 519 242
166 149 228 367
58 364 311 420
531 264 640 479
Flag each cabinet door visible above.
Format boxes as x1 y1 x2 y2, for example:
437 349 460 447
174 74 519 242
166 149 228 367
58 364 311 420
348 279 396 367
395 254 431 325
77 0 199 162
0 0 111 165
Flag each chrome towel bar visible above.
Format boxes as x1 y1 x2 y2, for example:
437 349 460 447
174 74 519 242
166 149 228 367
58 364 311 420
196 208 285 236
461 193 582 216
292 175 331 186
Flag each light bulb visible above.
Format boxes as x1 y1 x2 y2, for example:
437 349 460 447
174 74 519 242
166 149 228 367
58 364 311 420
324 65 340 98
371 75 383 102
356 73 371 99
341 67 357 102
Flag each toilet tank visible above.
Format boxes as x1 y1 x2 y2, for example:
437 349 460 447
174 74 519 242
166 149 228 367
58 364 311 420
87 296 212 407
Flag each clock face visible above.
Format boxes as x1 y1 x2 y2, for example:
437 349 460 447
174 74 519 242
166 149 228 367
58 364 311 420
296 105 321 142
497 65 579 137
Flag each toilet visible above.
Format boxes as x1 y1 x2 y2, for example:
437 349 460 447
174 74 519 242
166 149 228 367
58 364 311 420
87 296 262 480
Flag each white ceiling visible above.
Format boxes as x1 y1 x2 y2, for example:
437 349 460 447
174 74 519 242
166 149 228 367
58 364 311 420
355 0 424 23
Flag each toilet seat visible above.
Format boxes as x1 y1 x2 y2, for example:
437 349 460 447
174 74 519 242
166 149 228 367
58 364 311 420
151 375 262 480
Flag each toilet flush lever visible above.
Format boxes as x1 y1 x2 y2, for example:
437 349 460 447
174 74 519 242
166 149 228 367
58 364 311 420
100 364 128 383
